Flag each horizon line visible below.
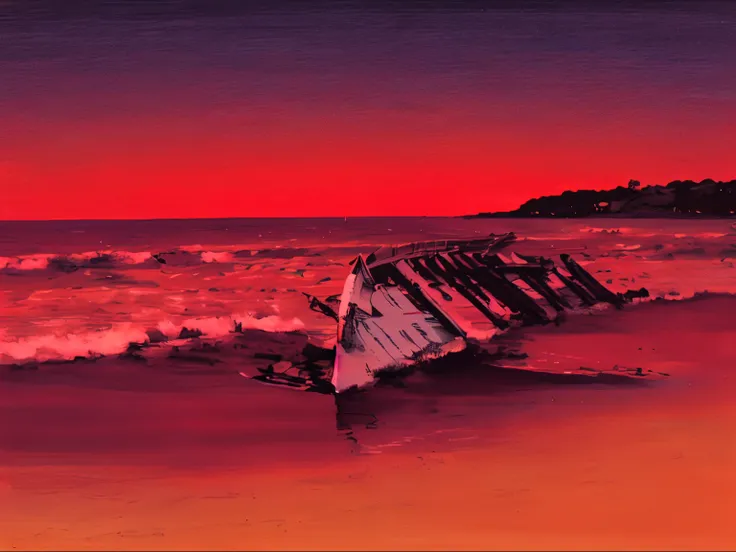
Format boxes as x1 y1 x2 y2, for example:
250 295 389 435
0 214 453 223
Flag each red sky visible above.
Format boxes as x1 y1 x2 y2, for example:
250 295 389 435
1 2 734 220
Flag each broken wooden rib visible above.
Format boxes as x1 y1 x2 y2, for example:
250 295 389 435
331 232 648 393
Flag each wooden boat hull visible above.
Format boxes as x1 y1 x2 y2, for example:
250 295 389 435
331 232 647 392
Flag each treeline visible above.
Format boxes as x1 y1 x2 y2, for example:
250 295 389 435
471 179 736 218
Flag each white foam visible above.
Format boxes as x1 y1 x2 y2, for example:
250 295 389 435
0 324 149 363
0 314 305 364
201 251 234 263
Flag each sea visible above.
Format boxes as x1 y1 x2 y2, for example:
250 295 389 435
1 216 734 366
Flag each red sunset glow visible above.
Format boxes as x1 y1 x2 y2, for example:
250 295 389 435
1 2 734 219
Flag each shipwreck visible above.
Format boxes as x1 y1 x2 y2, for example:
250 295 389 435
251 232 649 393
328 232 649 392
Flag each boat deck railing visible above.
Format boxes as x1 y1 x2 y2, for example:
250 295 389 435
364 232 516 268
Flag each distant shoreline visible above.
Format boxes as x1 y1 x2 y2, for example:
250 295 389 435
464 212 736 220
465 179 736 219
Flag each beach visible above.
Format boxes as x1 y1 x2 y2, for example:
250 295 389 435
1 217 735 550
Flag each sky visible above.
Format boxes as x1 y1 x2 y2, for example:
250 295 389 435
1 0 734 219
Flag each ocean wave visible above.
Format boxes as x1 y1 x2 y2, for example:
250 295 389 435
156 313 304 339
638 290 736 304
0 248 248 273
578 226 660 238
575 226 736 240
0 243 366 274
0 250 158 272
0 313 304 365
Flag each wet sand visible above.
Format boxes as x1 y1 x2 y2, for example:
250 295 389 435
3 296 735 550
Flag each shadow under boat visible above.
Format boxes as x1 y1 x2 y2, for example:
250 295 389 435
247 324 659 401
331 340 663 434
